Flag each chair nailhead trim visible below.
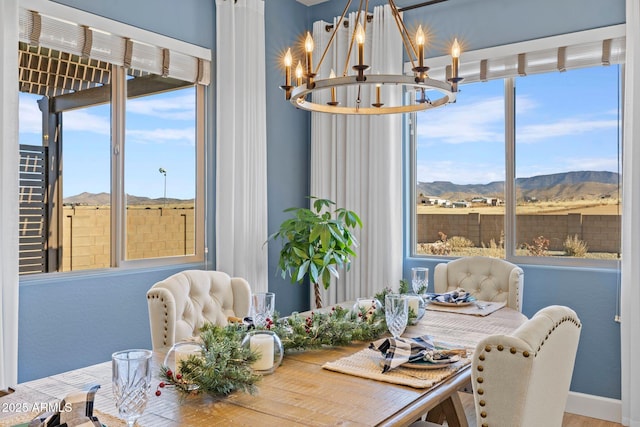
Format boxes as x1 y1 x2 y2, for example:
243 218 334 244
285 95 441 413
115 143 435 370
472 313 582 427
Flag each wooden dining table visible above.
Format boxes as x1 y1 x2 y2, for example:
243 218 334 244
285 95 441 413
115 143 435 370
1 305 526 427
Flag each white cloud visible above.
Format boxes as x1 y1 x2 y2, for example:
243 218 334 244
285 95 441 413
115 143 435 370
64 110 111 134
18 96 43 134
517 118 619 143
416 95 535 145
127 94 195 120
126 127 195 145
417 160 504 184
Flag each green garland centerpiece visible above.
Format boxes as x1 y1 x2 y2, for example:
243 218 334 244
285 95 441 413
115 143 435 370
156 304 388 398
156 324 261 398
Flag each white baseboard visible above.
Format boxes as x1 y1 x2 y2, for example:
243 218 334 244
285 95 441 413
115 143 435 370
565 391 622 424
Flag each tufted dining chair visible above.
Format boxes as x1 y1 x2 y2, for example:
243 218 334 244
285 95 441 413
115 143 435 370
470 305 581 427
410 305 581 427
146 270 252 349
434 256 524 311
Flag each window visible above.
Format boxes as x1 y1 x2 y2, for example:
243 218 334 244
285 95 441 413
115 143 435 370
413 79 505 258
514 66 621 260
411 27 623 266
17 7 209 275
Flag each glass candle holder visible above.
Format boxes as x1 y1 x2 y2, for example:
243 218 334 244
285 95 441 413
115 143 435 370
163 341 204 391
241 330 284 375
352 297 382 320
403 293 426 325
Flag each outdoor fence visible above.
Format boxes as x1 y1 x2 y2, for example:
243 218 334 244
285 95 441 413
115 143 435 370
417 212 621 253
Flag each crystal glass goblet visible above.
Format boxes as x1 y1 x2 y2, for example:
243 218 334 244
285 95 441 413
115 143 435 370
385 294 408 339
112 349 153 427
411 267 429 295
251 292 275 328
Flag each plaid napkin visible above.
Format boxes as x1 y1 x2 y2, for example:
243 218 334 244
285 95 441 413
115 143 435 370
29 385 102 427
426 288 475 304
370 335 463 373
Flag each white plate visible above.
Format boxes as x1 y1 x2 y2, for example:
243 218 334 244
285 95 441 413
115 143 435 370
429 300 474 307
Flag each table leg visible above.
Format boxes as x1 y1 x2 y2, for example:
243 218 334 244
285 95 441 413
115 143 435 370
425 392 469 427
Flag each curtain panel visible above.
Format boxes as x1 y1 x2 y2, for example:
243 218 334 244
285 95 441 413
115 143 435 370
0 0 20 391
310 5 403 307
215 0 268 293
621 0 640 424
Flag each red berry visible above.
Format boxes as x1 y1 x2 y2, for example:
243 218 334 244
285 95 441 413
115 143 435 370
159 382 166 388
155 390 161 396
166 370 173 377
176 373 182 380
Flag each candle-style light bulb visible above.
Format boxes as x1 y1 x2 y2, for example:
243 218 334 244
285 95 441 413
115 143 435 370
376 83 381 105
416 25 425 69
451 38 461 79
305 32 314 77
295 61 303 86
355 23 365 66
284 48 292 87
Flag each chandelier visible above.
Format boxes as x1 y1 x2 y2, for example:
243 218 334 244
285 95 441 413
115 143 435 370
279 0 463 115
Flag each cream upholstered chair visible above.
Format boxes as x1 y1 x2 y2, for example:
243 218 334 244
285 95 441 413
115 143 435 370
434 256 524 311
410 305 581 427
470 305 581 427
146 270 251 349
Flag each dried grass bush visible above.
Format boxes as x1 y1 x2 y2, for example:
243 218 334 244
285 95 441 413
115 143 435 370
564 234 589 257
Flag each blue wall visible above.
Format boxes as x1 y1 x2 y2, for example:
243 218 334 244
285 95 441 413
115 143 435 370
18 0 624 403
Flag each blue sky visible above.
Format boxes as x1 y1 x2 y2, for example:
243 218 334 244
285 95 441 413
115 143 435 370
415 65 620 184
19 87 196 200
19 65 619 198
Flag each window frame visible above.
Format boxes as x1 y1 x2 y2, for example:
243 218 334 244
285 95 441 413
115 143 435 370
17 0 208 277
408 27 624 269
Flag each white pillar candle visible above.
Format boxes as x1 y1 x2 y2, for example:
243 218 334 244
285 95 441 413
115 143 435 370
250 334 274 371
407 295 421 314
174 344 202 375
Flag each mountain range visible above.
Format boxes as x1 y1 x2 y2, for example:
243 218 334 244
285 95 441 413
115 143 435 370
417 171 620 201
63 192 193 206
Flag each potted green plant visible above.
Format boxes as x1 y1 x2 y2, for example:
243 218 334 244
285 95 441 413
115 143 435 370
267 197 362 308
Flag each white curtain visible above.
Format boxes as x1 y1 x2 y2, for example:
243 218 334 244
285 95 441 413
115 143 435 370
621 0 640 424
215 0 268 293
0 0 19 391
310 5 403 307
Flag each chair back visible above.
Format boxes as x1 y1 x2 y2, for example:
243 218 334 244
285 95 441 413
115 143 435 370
434 256 524 311
146 270 251 349
471 305 581 427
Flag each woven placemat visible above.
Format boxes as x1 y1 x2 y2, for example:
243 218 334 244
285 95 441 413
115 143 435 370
2 409 125 427
426 300 506 316
322 347 470 389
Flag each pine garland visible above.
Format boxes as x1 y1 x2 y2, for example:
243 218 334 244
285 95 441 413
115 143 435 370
156 304 389 399
269 304 387 351
158 324 261 398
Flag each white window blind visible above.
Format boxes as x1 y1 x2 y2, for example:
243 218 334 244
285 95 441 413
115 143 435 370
18 7 211 85
410 25 626 84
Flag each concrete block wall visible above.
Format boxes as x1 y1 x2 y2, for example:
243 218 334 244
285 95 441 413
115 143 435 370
61 205 195 271
417 212 620 253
